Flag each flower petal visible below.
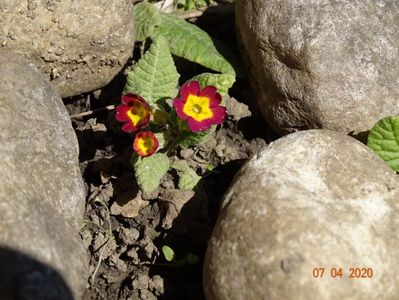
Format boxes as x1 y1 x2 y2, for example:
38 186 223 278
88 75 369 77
122 93 148 106
187 118 212 132
199 85 216 99
115 105 131 122
133 131 159 157
209 92 222 108
121 122 137 133
188 81 201 96
208 105 227 125
199 85 223 109
173 98 189 120
122 94 137 105
180 82 190 100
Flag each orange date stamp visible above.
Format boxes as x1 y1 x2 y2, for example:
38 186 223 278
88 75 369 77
312 267 373 279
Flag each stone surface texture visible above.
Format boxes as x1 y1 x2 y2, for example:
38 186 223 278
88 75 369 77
236 0 399 134
204 130 399 300
0 0 134 98
0 50 87 299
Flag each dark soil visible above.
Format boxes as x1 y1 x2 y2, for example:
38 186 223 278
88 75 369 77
64 5 276 300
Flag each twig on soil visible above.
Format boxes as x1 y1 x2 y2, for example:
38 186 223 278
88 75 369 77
91 245 106 285
177 3 234 19
70 105 116 119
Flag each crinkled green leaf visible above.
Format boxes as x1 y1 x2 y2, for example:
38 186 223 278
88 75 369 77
153 13 237 75
124 37 180 105
177 127 215 148
133 2 160 42
184 0 210 10
367 116 399 171
133 153 170 194
190 73 235 95
154 132 167 150
172 160 201 190
162 245 175 262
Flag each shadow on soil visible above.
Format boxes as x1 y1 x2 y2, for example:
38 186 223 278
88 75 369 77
0 246 73 300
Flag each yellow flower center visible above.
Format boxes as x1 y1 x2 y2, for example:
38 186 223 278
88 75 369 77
127 102 149 126
183 95 213 122
137 135 155 155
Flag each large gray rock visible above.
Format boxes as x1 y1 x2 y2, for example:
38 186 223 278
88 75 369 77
204 130 399 300
0 0 134 98
0 50 87 299
236 0 399 134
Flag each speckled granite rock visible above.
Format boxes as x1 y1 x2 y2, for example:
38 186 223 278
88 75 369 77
236 0 399 134
0 50 87 299
0 0 134 97
204 130 399 300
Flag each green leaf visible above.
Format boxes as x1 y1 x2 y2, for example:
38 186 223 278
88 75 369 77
177 128 214 148
133 153 170 193
190 73 235 95
367 116 399 171
154 132 167 150
153 13 237 75
183 0 210 10
162 245 175 262
124 37 180 105
133 2 160 42
172 160 201 190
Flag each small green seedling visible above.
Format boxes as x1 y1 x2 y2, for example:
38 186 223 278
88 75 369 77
162 245 175 262
161 245 200 267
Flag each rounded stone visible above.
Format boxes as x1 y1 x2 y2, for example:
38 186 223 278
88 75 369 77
0 50 87 299
0 0 134 97
204 130 399 300
236 0 399 134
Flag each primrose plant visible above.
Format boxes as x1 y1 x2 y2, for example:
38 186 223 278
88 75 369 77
116 81 226 157
115 81 227 194
113 2 243 194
